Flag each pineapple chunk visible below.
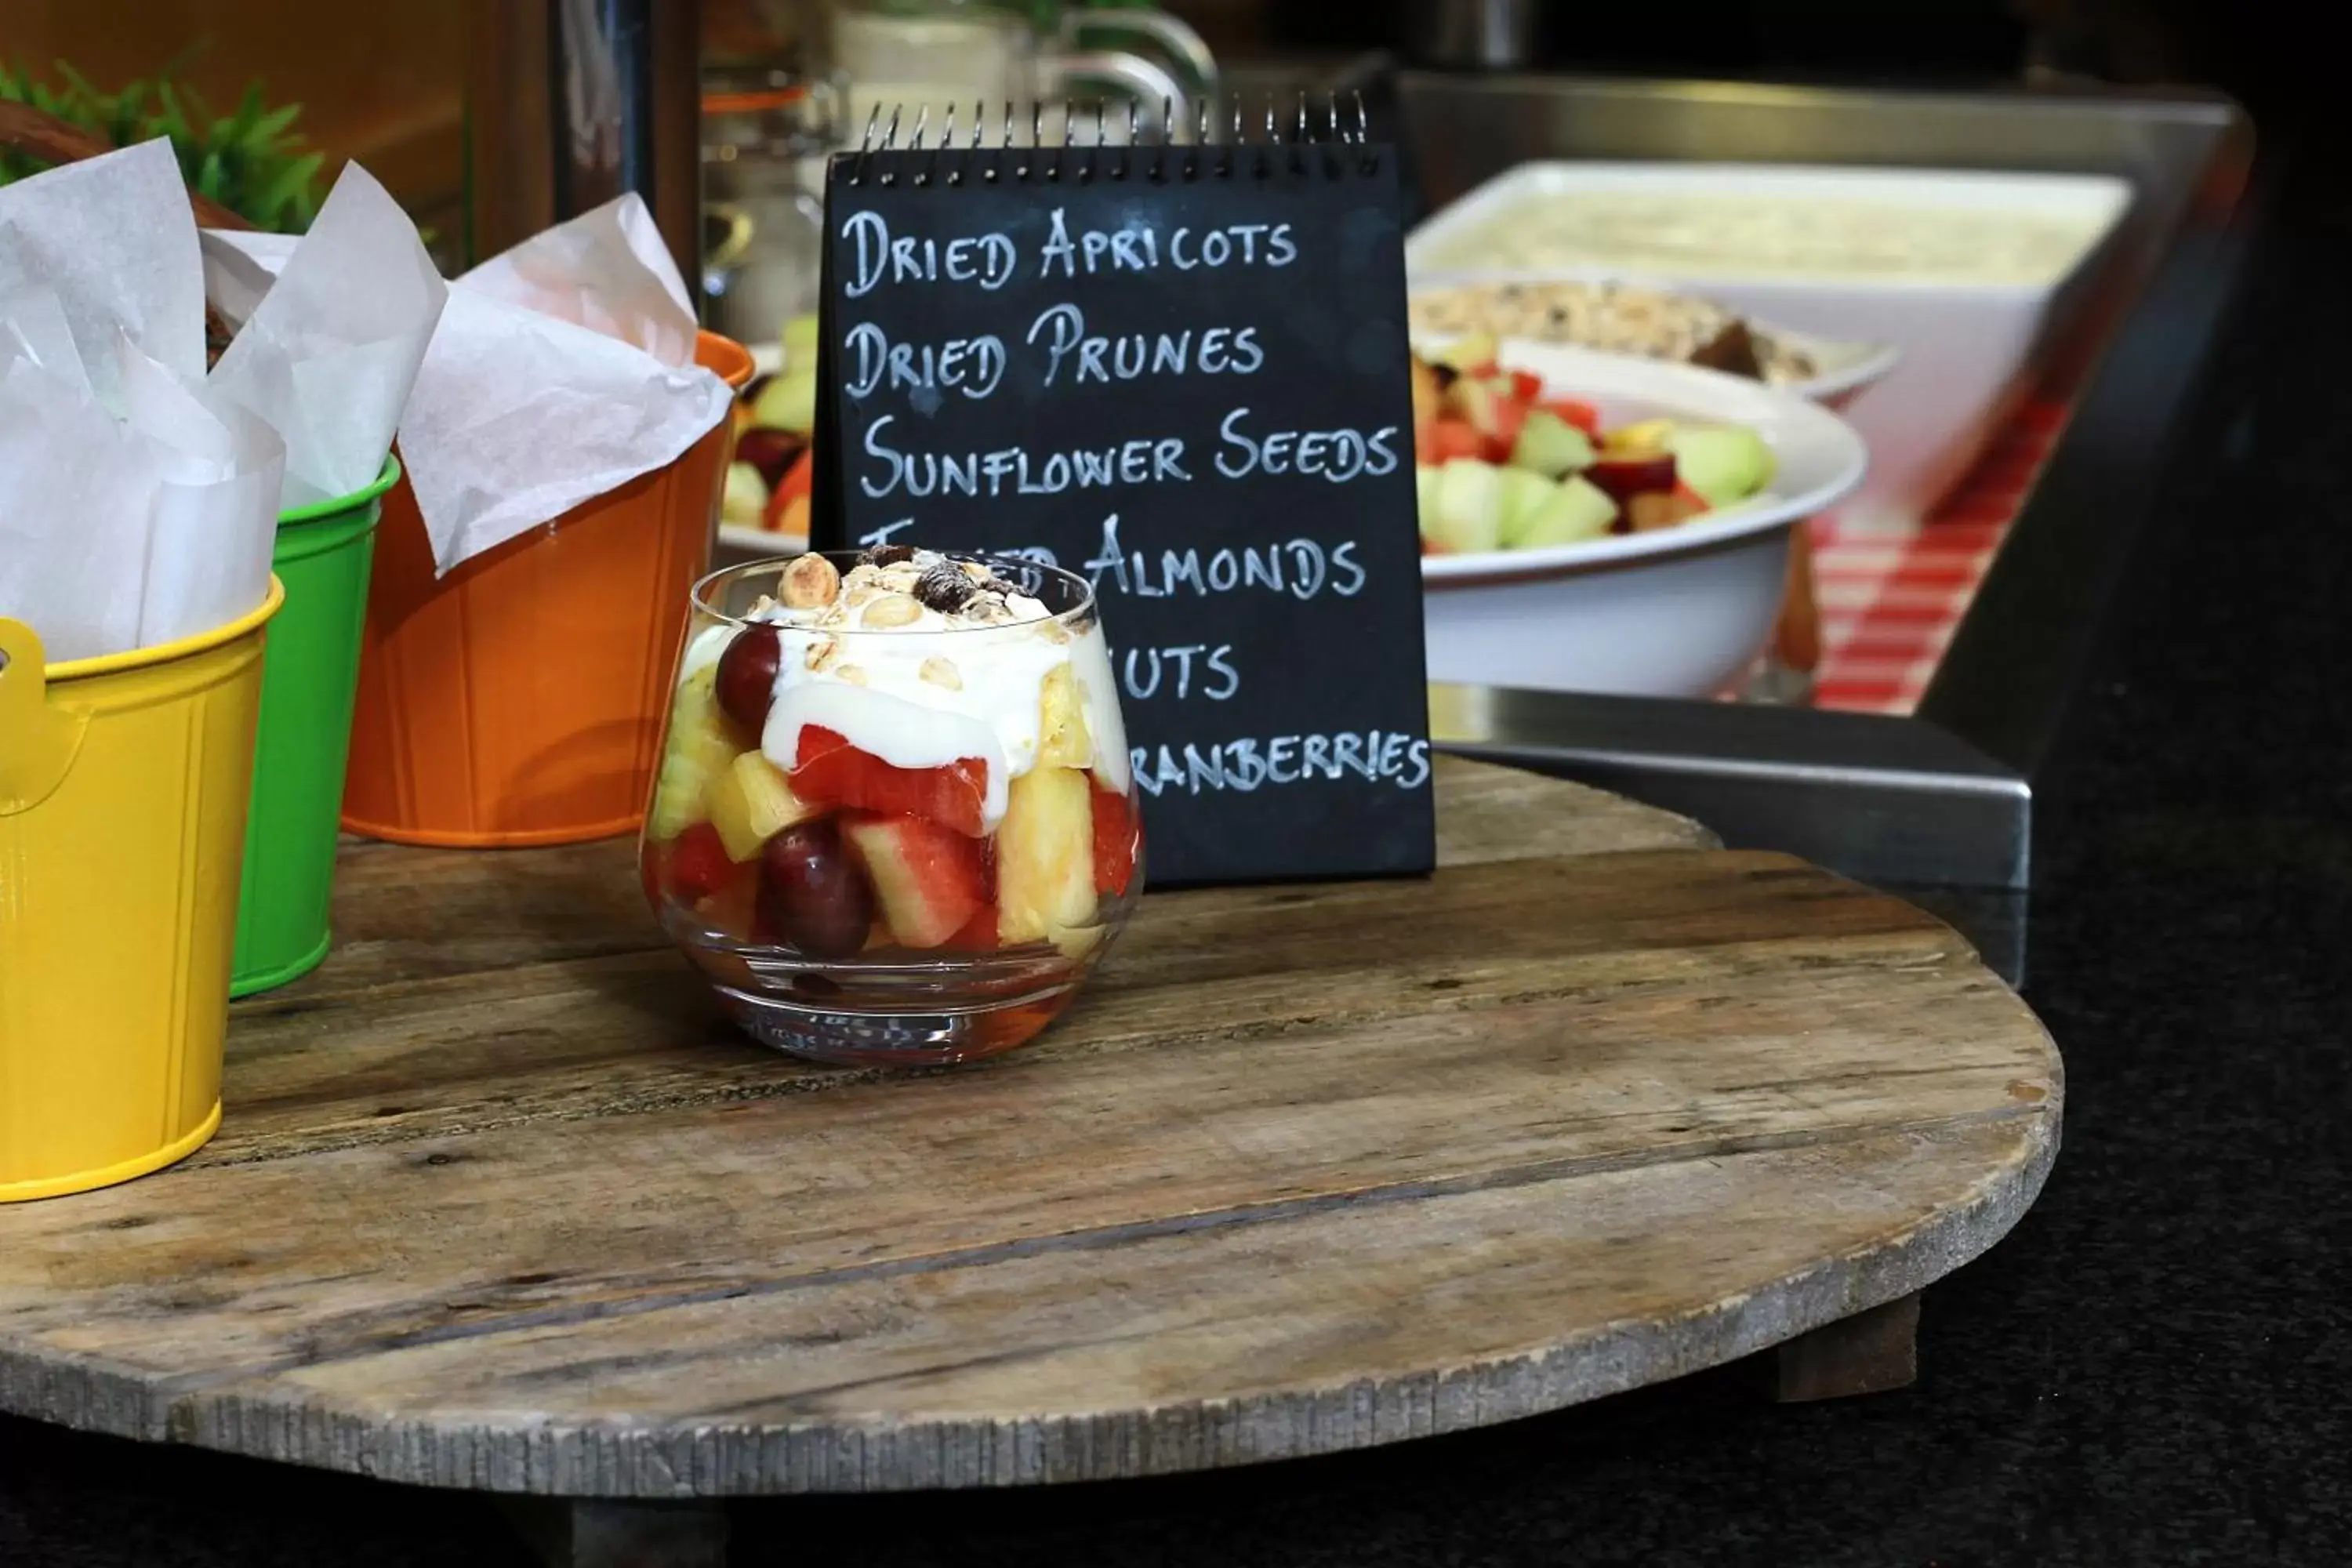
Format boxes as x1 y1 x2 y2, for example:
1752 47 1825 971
1604 417 1677 455
705 749 817 862
996 766 1097 945
1036 664 1093 770
647 666 739 841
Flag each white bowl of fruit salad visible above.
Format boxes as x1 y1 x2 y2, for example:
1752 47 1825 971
1415 336 1867 699
641 547 1144 1068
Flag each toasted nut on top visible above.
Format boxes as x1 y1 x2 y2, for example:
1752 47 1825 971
780 553 840 608
861 593 922 629
920 655 962 690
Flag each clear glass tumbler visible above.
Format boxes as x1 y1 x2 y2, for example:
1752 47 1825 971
640 550 1145 1066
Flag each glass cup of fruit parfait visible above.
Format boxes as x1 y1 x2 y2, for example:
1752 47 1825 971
641 545 1145 1065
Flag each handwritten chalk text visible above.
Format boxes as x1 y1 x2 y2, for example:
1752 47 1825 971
1127 733 1432 797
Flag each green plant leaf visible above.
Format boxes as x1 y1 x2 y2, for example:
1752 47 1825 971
52 60 97 102
155 81 190 138
226 82 264 143
251 150 323 221
248 102 301 146
97 80 132 146
1 60 325 230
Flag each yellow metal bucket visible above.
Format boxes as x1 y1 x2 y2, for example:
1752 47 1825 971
0 581 284 1202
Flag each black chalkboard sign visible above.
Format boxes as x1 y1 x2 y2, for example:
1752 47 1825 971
810 120 1435 887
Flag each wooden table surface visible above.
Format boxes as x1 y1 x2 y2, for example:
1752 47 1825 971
0 758 2060 1502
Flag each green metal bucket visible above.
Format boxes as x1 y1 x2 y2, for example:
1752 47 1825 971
230 456 401 997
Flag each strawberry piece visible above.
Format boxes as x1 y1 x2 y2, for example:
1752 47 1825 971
1539 397 1602 436
1508 368 1544 403
666 822 735 904
843 813 988 948
1423 418 1484 464
695 859 762 941
761 450 814 532
946 905 1000 951
790 725 989 837
1483 394 1530 465
1091 786 1141 897
777 447 814 503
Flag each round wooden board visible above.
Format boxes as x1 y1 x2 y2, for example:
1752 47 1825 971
0 760 2060 1497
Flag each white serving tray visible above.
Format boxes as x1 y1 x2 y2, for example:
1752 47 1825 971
1406 162 2132 526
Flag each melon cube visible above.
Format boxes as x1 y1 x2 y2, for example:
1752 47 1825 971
843 815 987 948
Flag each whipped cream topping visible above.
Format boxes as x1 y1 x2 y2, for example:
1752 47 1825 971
689 549 1129 831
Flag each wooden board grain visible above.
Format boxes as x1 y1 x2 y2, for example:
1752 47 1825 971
0 759 2057 1497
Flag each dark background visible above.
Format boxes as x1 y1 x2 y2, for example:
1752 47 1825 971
1249 0 2315 136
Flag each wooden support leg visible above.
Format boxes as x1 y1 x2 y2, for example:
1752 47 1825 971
1771 1290 1920 1402
499 1497 730 1568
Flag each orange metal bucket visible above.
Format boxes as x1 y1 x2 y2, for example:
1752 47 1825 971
341 331 755 847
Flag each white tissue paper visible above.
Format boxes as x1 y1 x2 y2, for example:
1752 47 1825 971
0 142 286 664
198 231 299 328
0 313 288 662
118 338 287 649
396 192 735 576
202 163 447 508
457 194 702 366
0 329 151 662
0 137 205 403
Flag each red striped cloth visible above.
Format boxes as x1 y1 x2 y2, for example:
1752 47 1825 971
1809 399 2071 713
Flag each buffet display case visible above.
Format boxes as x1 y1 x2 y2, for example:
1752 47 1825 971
1345 70 2259 976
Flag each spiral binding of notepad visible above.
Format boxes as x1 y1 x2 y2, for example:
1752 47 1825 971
842 90 1379 187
